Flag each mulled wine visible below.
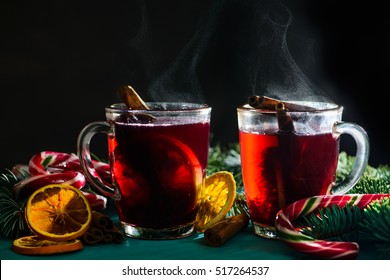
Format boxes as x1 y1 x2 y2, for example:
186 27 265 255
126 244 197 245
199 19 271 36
237 102 369 238
78 102 211 239
109 121 210 230
239 131 339 227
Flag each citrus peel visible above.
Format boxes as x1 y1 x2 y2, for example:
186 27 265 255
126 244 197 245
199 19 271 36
25 184 92 241
12 235 83 255
195 171 237 232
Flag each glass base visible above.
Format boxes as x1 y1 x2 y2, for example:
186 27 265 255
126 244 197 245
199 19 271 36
121 222 194 240
252 222 278 239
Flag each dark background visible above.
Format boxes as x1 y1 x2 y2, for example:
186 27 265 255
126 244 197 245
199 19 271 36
1 0 389 172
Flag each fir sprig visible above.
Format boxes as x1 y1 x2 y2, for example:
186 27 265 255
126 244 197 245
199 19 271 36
294 151 390 257
297 204 363 242
297 198 390 257
208 143 243 190
358 198 390 255
0 170 29 238
336 151 390 194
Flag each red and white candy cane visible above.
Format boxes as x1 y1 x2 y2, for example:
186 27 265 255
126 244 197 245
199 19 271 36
29 151 73 175
18 151 111 210
13 171 86 200
28 151 110 180
275 193 390 259
81 191 107 211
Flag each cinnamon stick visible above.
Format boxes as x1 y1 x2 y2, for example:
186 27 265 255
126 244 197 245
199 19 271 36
103 233 114 243
249 95 316 111
274 102 293 209
116 85 156 123
273 152 286 209
82 211 124 245
204 214 249 247
92 211 114 232
82 227 104 244
117 85 149 110
276 102 295 133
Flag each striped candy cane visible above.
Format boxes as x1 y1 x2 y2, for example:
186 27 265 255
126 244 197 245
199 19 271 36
29 151 73 175
12 171 86 200
28 151 110 180
16 151 111 210
275 194 390 259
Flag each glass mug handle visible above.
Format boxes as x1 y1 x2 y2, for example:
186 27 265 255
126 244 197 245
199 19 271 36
77 121 120 200
331 121 369 194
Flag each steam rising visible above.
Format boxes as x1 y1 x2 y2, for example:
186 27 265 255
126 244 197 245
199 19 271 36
238 0 329 102
124 0 331 104
147 1 225 103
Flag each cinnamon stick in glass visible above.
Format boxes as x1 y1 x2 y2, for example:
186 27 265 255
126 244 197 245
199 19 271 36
249 95 316 111
117 85 149 110
274 102 293 209
276 102 295 133
116 85 156 123
204 213 249 247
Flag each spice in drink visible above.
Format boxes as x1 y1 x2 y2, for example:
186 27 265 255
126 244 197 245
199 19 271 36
248 95 316 112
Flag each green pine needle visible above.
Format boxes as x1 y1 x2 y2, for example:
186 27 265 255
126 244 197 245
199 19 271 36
359 197 390 242
350 176 390 194
297 205 363 242
359 197 390 255
207 143 243 190
296 197 390 257
291 152 390 256
0 198 28 238
0 169 29 238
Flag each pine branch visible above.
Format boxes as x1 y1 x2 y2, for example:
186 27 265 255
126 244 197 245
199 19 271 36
293 152 390 256
207 143 247 216
351 176 390 194
358 198 390 255
297 197 390 257
0 170 29 238
207 143 243 190
297 205 363 242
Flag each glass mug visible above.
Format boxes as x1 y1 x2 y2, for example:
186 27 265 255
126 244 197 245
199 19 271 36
77 102 211 239
237 101 369 239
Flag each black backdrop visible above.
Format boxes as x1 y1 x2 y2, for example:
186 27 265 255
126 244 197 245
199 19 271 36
1 0 389 171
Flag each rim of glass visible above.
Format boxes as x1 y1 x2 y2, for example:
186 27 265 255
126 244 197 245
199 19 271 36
107 102 211 112
237 101 342 113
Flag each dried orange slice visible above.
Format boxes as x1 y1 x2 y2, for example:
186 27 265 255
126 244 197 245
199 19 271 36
12 235 83 255
195 171 237 232
25 184 92 241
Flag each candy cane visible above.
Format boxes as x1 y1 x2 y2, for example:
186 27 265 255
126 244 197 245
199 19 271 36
65 154 111 181
19 151 112 211
28 151 110 181
28 151 73 175
275 194 390 259
81 191 107 211
12 171 86 200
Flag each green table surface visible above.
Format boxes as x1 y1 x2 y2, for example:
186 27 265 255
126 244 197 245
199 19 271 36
0 204 386 260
